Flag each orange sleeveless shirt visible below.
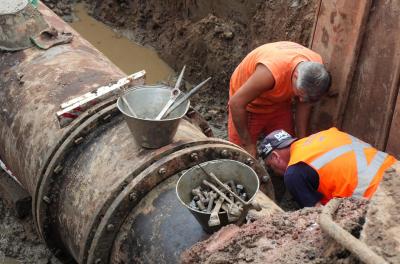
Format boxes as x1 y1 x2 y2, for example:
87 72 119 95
229 41 322 114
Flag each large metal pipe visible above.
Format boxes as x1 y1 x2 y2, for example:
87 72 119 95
0 3 274 263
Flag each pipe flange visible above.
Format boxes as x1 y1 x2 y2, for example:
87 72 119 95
85 143 271 264
34 101 121 262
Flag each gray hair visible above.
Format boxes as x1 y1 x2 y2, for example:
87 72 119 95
296 62 331 102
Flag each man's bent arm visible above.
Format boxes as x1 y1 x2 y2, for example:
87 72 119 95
229 64 275 156
284 162 322 208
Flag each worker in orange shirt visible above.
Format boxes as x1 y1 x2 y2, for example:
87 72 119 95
228 41 331 157
259 128 397 207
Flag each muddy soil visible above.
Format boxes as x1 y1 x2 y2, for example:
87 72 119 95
0 196 61 264
181 198 368 264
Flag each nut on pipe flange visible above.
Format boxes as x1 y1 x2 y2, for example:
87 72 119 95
106 224 115 232
53 165 63 174
42 196 51 204
245 157 254 166
74 137 84 145
129 192 137 201
158 167 167 176
190 152 199 161
261 175 270 183
220 149 229 158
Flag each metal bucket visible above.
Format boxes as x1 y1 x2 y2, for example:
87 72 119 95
117 85 190 148
176 159 260 233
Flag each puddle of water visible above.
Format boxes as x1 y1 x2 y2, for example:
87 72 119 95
69 3 174 84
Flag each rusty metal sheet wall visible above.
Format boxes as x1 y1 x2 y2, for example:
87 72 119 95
310 0 400 156
309 0 372 131
340 0 400 149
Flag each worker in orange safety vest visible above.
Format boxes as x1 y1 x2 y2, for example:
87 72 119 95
259 127 397 207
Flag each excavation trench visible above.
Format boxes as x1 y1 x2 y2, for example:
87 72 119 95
3 1 398 264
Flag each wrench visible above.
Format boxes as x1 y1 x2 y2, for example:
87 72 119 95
208 196 224 227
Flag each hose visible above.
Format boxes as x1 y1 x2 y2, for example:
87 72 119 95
319 198 388 264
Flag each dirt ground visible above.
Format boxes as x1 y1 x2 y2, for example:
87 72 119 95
181 198 368 264
0 196 61 264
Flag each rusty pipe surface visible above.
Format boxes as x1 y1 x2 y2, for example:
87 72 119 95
0 3 275 264
319 199 388 264
0 3 125 196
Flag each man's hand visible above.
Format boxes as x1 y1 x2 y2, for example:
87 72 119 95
243 143 257 158
295 101 312 138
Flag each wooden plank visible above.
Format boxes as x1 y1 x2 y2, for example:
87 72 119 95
309 0 372 132
341 0 400 149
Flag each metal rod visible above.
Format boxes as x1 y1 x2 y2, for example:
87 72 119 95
164 77 211 118
319 199 388 264
173 65 186 91
202 179 235 206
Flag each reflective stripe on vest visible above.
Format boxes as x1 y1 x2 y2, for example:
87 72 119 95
310 136 388 198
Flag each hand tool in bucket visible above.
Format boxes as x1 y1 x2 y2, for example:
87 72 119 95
198 164 261 225
155 65 186 120
163 77 211 118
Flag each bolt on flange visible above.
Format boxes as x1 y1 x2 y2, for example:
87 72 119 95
190 152 199 161
220 149 229 158
245 157 254 166
158 167 167 175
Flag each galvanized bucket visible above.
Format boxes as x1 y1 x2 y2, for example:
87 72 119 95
117 85 190 148
176 159 260 233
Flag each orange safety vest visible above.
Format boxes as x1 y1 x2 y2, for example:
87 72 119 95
288 128 396 204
